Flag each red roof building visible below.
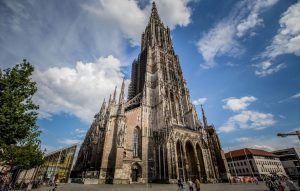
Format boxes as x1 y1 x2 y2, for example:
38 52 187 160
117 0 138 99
225 148 276 159
225 148 286 178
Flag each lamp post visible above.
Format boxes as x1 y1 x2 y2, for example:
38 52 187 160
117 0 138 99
277 131 300 140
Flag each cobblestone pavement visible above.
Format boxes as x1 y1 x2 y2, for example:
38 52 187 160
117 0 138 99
34 183 273 191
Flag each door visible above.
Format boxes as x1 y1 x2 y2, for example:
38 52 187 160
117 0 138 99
132 169 138 182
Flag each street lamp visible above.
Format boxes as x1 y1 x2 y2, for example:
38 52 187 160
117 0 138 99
277 131 300 140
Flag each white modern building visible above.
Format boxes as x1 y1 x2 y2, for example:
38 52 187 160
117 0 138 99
225 148 286 179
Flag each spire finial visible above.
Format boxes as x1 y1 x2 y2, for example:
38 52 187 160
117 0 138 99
119 79 125 104
112 86 117 103
152 1 156 8
150 1 160 22
99 98 106 114
108 94 112 104
201 104 208 128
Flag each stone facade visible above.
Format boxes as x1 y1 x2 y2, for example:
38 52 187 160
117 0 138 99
72 2 229 184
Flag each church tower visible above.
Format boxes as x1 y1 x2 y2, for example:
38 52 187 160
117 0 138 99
72 2 228 184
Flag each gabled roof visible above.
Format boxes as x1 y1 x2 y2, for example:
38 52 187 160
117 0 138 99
225 148 277 159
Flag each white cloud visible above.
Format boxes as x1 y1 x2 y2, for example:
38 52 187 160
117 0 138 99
236 0 278 37
252 144 275 151
75 128 87 134
230 136 300 151
253 61 286 77
226 62 238 67
82 0 147 46
0 0 193 70
278 115 286 119
256 2 300 77
74 128 87 138
219 110 275 133
197 22 241 68
220 96 275 133
33 55 128 123
59 139 81 145
279 92 300 103
222 96 257 112
219 124 235 133
235 137 251 143
197 0 278 68
290 93 300 99
192 97 207 105
0 0 128 69
154 0 192 28
263 1 300 59
83 0 192 46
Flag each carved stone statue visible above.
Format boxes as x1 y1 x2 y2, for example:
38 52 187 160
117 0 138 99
117 123 126 147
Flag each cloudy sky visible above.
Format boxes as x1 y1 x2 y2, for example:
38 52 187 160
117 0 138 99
1 0 300 152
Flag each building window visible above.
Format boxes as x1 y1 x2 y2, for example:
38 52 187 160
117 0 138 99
133 127 141 157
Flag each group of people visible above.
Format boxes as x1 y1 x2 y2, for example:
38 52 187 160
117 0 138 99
229 176 259 184
265 175 297 191
177 178 201 191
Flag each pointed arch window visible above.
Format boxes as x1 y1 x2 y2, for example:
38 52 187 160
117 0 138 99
133 127 141 157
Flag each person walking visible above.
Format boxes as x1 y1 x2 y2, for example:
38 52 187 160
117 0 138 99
188 179 194 191
194 179 201 191
266 178 277 191
178 178 183 190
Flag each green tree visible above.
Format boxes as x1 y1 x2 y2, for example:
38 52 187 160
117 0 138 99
0 59 44 169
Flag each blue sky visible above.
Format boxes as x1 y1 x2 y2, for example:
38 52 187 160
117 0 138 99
1 0 300 152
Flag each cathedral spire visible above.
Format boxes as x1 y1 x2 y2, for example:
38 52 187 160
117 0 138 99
119 79 125 104
99 99 106 116
112 86 117 103
201 104 208 128
108 94 112 104
150 1 161 22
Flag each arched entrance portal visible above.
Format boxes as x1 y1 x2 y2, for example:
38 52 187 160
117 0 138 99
131 163 142 182
196 143 207 182
185 141 198 180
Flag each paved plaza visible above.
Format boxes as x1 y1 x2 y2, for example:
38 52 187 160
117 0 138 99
34 183 273 191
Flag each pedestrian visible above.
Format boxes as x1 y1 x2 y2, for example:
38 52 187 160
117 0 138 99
52 182 57 191
194 179 201 191
266 178 277 191
188 179 194 191
178 178 183 190
278 182 285 191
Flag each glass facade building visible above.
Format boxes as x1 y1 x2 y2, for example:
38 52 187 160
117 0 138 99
37 144 77 183
16 144 77 183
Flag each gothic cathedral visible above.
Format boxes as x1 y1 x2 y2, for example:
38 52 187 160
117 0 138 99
73 2 229 184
